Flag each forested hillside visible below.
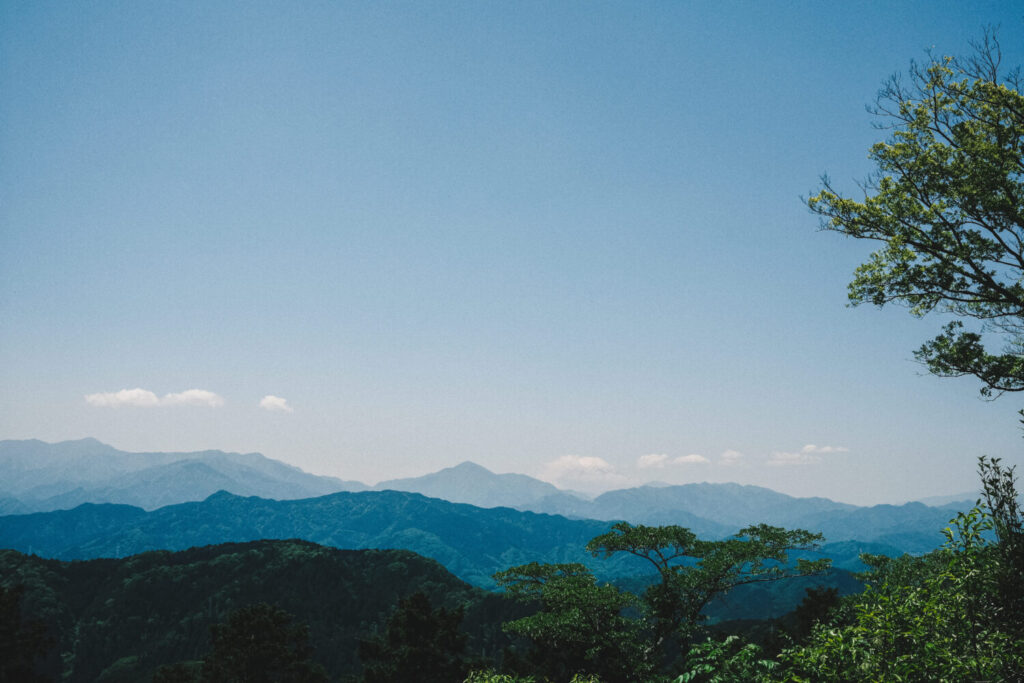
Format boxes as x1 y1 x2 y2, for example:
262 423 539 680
0 489 650 588
0 540 521 681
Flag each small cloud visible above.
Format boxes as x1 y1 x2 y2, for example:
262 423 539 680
720 449 744 465
768 444 849 467
539 454 626 492
85 388 224 408
637 453 669 469
674 454 710 465
85 388 160 407
163 389 225 408
800 444 849 455
259 395 294 413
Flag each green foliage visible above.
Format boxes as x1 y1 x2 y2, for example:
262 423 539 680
787 587 841 643
494 562 647 683
0 583 53 683
587 522 828 643
776 465 1024 682
978 455 1024 639
200 603 327 683
464 671 601 683
358 592 471 683
675 636 777 683
465 672 536 683
496 523 827 681
0 539 519 682
151 661 202 682
809 31 1024 396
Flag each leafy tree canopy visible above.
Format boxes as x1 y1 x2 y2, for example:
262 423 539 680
777 457 1024 682
809 31 1024 397
358 591 471 683
0 584 52 683
586 523 828 635
495 523 828 681
200 603 327 683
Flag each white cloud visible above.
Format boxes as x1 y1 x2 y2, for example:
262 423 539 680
768 444 849 466
720 449 744 465
539 454 626 491
85 388 224 408
85 388 160 407
637 453 669 469
638 453 709 468
163 389 225 407
259 395 294 413
800 444 849 454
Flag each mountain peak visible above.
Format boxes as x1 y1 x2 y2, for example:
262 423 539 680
449 461 494 474
374 460 565 509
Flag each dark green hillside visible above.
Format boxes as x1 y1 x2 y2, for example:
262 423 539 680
0 502 147 554
0 490 645 588
0 540 521 682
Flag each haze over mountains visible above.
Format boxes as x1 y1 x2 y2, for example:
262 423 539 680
0 438 366 514
0 439 977 516
0 438 980 582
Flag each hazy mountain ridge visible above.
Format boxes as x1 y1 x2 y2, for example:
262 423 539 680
3 439 976 524
914 491 979 507
0 438 366 512
364 454 970 545
373 460 579 510
530 482 857 532
0 439 973 569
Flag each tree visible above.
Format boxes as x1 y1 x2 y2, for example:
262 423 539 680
358 592 471 683
0 584 52 683
777 459 1024 682
586 523 829 655
788 586 841 643
200 603 327 683
493 562 648 683
977 456 1024 640
495 523 828 681
809 31 1024 397
676 635 778 683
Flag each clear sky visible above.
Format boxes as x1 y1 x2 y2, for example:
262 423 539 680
2 1 1022 505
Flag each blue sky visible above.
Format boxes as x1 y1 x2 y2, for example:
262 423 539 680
2 1 1022 504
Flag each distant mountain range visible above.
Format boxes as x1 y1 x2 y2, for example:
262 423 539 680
0 438 976 574
0 438 366 514
0 439 976 518
0 489 654 588
367 455 964 553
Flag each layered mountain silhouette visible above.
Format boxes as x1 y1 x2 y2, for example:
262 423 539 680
0 489 652 588
0 438 968 573
373 460 575 509
0 438 365 513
